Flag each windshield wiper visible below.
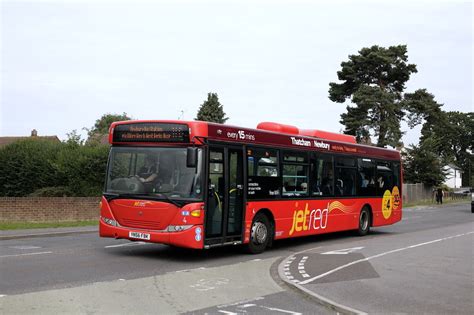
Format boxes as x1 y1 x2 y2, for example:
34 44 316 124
103 192 149 201
152 193 183 207
104 192 183 207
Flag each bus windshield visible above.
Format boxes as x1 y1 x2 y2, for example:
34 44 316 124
105 147 203 200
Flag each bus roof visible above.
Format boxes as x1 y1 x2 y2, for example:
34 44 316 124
109 120 400 160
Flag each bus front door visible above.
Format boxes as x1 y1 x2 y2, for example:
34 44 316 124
205 146 244 246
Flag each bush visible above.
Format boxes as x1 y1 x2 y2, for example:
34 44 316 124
0 139 63 196
0 139 109 197
56 144 109 196
29 186 73 197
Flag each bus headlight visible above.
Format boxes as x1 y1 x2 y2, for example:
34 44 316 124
102 216 118 227
167 225 193 232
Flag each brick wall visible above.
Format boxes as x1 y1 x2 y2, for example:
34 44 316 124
0 197 101 222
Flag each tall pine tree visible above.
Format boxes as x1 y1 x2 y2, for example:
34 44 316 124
329 45 417 147
195 93 229 124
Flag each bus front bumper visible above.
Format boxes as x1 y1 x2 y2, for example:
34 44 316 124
99 219 204 249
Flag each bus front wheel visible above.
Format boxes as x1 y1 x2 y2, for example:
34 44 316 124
357 206 371 236
247 213 271 254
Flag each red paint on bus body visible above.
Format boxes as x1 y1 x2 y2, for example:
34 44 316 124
299 129 356 144
243 197 401 242
100 120 402 250
257 122 300 135
100 196 205 249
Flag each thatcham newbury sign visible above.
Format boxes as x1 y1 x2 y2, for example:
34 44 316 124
291 137 330 150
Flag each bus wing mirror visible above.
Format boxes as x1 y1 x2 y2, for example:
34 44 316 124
186 147 198 168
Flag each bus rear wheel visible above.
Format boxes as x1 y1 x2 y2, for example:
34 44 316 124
247 213 271 254
357 206 371 236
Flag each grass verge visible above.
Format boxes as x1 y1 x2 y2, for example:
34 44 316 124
0 220 98 230
404 198 469 208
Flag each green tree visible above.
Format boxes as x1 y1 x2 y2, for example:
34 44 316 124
402 92 473 186
195 93 229 123
86 112 131 144
402 89 445 142
402 142 447 187
437 111 473 187
329 45 418 147
65 129 84 147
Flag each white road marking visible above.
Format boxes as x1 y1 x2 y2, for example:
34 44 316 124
238 304 256 308
0 251 52 258
190 278 230 291
9 246 42 250
218 311 238 315
104 242 149 248
297 256 310 278
261 306 302 314
217 297 264 309
292 246 322 254
283 254 314 282
321 247 364 255
174 267 206 273
0 295 6 297
300 232 474 285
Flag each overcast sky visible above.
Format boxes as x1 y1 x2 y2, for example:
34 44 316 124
1 0 472 146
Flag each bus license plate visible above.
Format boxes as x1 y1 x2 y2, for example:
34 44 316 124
129 232 150 240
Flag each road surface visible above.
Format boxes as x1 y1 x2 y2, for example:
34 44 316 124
1 202 472 314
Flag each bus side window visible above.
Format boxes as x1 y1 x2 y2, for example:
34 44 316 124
247 147 280 199
358 158 376 196
392 162 401 188
376 161 393 196
334 157 357 196
310 153 333 196
282 151 309 197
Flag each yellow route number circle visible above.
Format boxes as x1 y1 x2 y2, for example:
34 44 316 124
382 190 393 219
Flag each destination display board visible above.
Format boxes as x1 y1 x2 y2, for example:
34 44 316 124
112 123 189 143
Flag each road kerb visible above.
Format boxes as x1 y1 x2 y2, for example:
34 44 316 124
0 229 97 240
277 251 367 315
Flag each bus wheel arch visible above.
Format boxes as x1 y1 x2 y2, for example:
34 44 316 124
357 204 371 236
364 203 373 227
247 209 274 254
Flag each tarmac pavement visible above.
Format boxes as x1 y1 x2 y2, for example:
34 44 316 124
278 203 474 314
0 225 98 240
1 202 472 314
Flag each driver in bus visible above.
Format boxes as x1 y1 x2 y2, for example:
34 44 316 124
137 155 158 184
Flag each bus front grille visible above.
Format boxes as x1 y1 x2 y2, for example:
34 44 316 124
120 219 164 230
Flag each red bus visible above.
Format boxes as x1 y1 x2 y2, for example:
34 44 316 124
100 120 402 253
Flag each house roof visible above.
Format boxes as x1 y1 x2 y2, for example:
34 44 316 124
0 130 60 147
445 164 462 171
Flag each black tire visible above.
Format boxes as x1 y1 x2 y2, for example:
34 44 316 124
247 213 271 254
357 206 371 236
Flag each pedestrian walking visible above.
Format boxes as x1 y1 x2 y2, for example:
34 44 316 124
436 187 444 204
